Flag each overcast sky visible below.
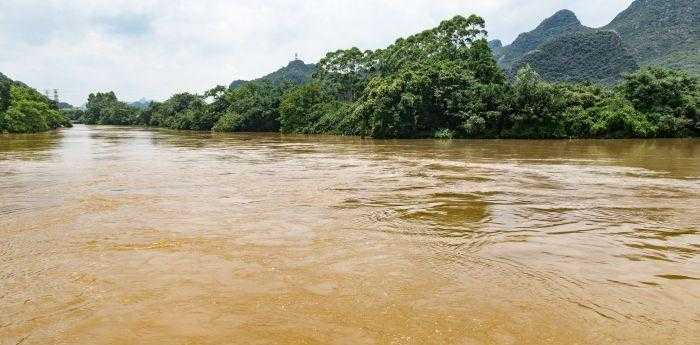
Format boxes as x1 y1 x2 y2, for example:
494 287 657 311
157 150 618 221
0 0 634 105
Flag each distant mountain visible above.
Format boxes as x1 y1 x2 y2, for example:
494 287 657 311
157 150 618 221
57 102 74 109
512 31 638 84
128 98 153 110
492 0 699 83
603 0 699 74
494 10 592 69
488 40 503 56
229 59 316 89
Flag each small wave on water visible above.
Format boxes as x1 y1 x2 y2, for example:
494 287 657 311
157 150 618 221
1 126 698 344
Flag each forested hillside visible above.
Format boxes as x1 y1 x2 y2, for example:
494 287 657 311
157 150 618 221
512 31 638 84
494 0 699 83
487 40 503 56
603 0 699 75
0 72 71 133
494 10 592 69
230 59 316 89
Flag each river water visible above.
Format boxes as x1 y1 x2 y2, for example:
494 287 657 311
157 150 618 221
1 125 699 344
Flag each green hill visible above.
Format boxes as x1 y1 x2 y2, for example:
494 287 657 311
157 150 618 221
492 0 699 82
0 72 11 85
603 0 699 75
230 59 317 89
128 98 153 110
0 72 71 133
512 30 638 84
494 10 592 69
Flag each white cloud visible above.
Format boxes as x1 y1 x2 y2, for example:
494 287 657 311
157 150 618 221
0 0 633 105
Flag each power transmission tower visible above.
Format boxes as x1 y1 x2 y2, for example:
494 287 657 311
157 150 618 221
53 89 59 105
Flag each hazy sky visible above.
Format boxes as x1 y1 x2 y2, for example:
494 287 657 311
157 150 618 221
0 0 634 105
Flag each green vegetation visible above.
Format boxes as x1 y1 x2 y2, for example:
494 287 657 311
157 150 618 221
603 0 699 75
4 2 698 137
76 15 698 139
495 10 591 69
493 0 699 83
213 81 289 132
0 72 72 134
230 59 316 89
512 31 638 85
80 91 138 125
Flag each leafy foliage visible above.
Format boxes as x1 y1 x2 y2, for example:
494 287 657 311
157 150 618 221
82 92 138 125
0 73 71 133
214 82 287 132
621 67 699 136
279 83 334 134
146 93 208 130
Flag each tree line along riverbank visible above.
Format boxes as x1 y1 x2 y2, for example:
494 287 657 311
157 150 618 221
4 15 699 138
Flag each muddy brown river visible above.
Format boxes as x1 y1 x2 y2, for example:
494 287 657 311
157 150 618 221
1 125 699 344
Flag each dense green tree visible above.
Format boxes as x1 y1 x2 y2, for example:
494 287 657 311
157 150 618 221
83 91 140 125
621 67 698 136
315 48 374 102
1 84 71 133
205 85 229 114
504 67 569 138
147 93 203 128
213 82 286 132
0 80 10 113
0 80 10 132
279 83 334 133
308 15 506 138
3 99 52 133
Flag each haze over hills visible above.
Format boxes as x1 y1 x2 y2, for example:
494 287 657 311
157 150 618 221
492 0 699 83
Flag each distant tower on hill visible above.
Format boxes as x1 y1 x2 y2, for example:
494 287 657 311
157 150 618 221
294 53 299 61
53 89 59 104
